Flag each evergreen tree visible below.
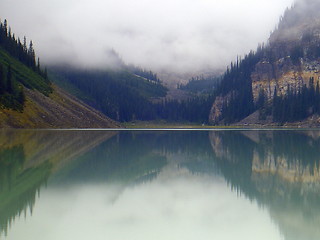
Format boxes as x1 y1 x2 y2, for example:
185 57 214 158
37 57 40 72
3 19 8 36
28 40 36 67
23 36 27 52
257 88 267 120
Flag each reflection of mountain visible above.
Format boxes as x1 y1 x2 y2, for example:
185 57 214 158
0 130 117 170
0 130 116 236
7 130 320 240
54 131 217 185
56 131 213 182
209 130 320 240
1 130 218 237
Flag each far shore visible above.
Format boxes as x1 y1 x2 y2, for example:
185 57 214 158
122 121 320 130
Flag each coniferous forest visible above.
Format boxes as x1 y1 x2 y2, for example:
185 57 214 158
53 67 215 123
0 19 51 111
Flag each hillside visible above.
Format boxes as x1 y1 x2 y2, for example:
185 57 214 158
0 20 119 128
51 64 169 122
209 0 320 126
0 85 120 128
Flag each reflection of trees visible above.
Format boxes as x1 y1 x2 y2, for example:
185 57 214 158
57 132 168 184
209 130 320 240
57 131 217 184
271 131 320 171
0 145 51 236
0 130 116 237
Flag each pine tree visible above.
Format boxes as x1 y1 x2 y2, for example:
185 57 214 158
37 57 40 72
3 19 8 36
23 36 27 52
28 40 36 67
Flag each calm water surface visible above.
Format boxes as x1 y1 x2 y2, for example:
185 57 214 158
1 129 320 240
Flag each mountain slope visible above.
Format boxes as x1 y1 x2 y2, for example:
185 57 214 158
51 66 168 122
0 20 119 128
209 0 320 126
0 85 120 128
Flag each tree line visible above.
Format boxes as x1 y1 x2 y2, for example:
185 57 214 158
178 75 220 94
215 50 263 124
0 19 51 111
0 19 47 79
127 64 160 83
270 78 320 123
0 63 25 111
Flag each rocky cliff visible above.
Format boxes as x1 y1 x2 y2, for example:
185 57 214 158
209 0 320 125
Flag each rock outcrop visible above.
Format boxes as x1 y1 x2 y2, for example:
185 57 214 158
209 0 320 125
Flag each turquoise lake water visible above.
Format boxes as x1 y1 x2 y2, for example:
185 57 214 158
1 129 320 240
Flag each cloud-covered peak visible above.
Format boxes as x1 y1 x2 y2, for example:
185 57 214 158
0 0 294 74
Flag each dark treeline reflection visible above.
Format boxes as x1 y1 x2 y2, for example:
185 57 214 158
55 131 216 184
0 130 116 237
210 130 320 240
0 145 51 237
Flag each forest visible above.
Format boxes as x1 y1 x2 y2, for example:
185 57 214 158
0 19 51 111
212 34 320 125
52 65 220 123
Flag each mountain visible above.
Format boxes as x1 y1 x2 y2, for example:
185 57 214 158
209 0 320 126
51 65 168 122
0 20 119 128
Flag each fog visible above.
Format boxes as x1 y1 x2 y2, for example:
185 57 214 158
270 0 320 43
0 0 294 74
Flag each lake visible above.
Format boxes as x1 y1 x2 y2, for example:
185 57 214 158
1 129 320 240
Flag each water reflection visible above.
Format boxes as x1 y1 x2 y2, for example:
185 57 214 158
1 130 320 240
210 130 320 240
0 129 116 236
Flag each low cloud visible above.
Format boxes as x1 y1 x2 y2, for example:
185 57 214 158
1 0 294 74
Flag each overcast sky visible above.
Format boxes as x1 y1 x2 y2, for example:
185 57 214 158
0 0 294 73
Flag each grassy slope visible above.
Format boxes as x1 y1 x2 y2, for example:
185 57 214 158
0 85 120 128
0 47 52 95
0 47 120 128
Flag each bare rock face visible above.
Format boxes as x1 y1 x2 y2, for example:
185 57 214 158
251 59 320 102
209 96 225 124
209 92 234 124
209 57 320 125
252 61 274 82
